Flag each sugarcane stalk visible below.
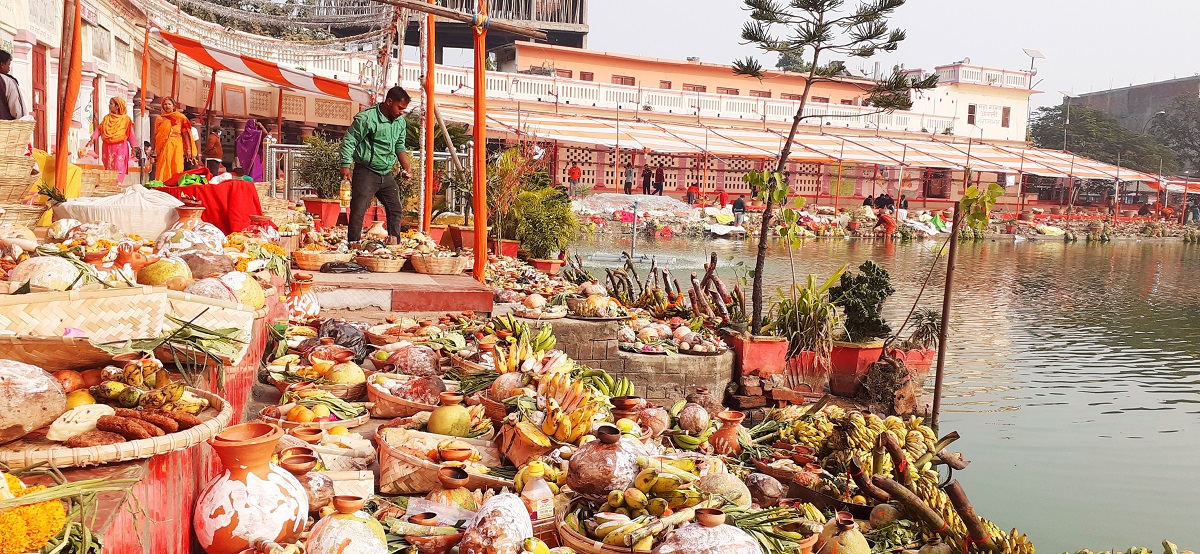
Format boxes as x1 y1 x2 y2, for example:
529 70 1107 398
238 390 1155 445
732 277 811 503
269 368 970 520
688 289 703 318
691 272 714 318
385 520 462 537
876 431 912 486
661 268 674 295
700 252 718 289
710 289 732 321
623 254 641 292
712 272 734 303
942 480 998 553
625 497 724 546
848 457 890 501
872 476 945 533
937 450 970 470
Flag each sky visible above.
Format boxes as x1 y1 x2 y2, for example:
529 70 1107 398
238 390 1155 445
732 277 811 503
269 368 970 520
581 0 1200 109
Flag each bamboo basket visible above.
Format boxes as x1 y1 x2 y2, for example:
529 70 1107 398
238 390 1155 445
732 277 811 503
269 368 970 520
93 169 124 197
0 120 34 156
166 290 263 364
376 427 510 495
0 159 36 203
0 387 232 469
268 375 368 401
0 336 116 371
0 203 46 227
450 354 494 374
497 422 554 467
0 285 168 343
477 395 509 422
364 324 426 347
410 255 469 275
293 250 352 271
80 169 101 197
556 497 632 554
0 155 35 182
258 406 370 431
365 374 460 419
355 255 406 273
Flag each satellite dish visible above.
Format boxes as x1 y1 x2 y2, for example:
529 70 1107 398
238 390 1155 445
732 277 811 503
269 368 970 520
960 57 971 64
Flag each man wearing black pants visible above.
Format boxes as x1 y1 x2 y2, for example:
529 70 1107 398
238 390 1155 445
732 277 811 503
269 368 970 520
340 87 412 242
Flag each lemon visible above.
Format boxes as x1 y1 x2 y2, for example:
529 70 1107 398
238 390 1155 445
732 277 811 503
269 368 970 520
616 418 636 433
328 425 350 436
310 404 331 419
66 389 96 409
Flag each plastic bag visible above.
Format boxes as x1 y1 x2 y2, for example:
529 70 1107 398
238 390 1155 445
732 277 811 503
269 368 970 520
459 494 533 554
0 360 67 444
382 345 440 377
319 319 370 363
657 522 763 554
320 261 369 273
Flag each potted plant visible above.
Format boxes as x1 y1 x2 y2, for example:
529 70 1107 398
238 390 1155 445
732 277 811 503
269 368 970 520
488 145 550 257
517 189 578 275
763 268 845 391
894 308 940 382
296 134 345 229
827 260 895 397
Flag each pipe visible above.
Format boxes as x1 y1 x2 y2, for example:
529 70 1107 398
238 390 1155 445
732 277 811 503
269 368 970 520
470 2 488 282
421 0 436 232
931 201 962 430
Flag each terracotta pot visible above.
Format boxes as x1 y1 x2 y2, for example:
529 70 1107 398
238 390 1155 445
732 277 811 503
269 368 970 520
828 341 885 397
303 198 343 230
710 410 745 456
408 512 439 526
439 391 464 406
286 273 320 322
595 424 621 444
695 508 726 527
729 334 789 378
332 495 366 514
364 220 389 240
194 422 308 554
438 447 473 462
531 258 565 275
797 532 820 554
686 387 722 415
172 205 207 231
437 466 470 489
291 427 324 444
610 396 643 411
279 454 317 475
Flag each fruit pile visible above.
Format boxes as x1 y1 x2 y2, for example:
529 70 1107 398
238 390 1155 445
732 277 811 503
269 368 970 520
265 388 367 424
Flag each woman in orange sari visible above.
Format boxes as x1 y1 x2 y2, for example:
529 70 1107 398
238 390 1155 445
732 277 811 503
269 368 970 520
85 97 136 183
153 97 197 182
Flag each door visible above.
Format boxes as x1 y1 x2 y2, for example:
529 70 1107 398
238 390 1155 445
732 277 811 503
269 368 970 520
31 45 47 150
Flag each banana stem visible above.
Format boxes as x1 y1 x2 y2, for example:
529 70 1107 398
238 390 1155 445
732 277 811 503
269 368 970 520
848 457 889 501
942 480 997 553
877 432 911 486
624 497 723 546
871 476 945 534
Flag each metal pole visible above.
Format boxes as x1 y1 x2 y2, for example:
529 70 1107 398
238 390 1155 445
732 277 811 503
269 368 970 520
931 200 962 429
422 0 436 232
470 2 488 282
631 200 638 260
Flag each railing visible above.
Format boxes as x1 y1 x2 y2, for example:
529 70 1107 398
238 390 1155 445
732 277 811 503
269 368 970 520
409 0 587 27
931 65 1030 89
266 143 456 203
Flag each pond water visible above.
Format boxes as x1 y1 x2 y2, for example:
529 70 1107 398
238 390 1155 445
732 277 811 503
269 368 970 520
572 233 1200 552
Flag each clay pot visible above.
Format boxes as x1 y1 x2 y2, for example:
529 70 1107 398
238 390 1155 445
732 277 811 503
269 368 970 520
610 396 643 411
595 424 621 444
438 466 470 489
686 387 722 416
407 532 464 554
291 427 324 444
695 508 726 527
194 422 308 554
438 447 473 462
286 273 321 322
710 410 746 457
408 512 439 526
280 454 317 475
278 446 314 460
333 495 366 514
172 205 206 231
439 391 464 406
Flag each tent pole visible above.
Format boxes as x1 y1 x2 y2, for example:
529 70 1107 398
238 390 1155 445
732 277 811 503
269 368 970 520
170 51 179 99
140 27 150 181
202 69 218 133
470 2 488 282
422 0 436 233
54 0 82 192
931 200 962 430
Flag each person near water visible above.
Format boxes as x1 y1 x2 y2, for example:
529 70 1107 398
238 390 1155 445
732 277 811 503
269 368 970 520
896 193 910 221
732 194 747 227
686 182 699 205
236 119 267 182
653 163 665 196
0 50 28 120
641 165 652 195
718 188 729 209
203 125 223 176
84 97 136 182
623 164 635 195
874 208 898 237
863 195 874 207
339 86 413 243
567 163 582 198
153 97 196 182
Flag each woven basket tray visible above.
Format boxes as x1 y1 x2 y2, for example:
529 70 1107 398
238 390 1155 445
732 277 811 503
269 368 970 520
450 354 494 374
0 121 34 156
293 250 353 271
269 376 368 402
258 406 370 431
354 255 406 273
0 336 117 371
556 497 633 554
0 203 46 228
376 427 510 495
0 387 232 469
166 290 263 365
0 155 35 182
0 172 36 203
410 255 469 275
365 374 460 419
0 286 169 343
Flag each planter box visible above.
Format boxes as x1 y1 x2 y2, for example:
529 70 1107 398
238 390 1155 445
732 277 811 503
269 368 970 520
728 334 789 377
892 348 936 384
427 224 447 243
303 198 342 231
530 258 565 275
829 341 884 397
449 225 489 250
494 239 519 257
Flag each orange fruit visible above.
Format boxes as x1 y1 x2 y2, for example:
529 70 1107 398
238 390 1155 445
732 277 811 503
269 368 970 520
80 369 104 388
52 370 85 393
287 405 315 423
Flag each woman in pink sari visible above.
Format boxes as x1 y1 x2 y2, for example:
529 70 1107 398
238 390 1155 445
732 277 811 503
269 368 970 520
236 119 266 182
85 97 136 182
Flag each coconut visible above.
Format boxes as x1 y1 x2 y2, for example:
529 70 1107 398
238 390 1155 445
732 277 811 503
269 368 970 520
137 257 193 290
637 406 670 438
566 437 642 497
180 250 235 278
10 256 86 291
616 326 637 343
745 473 786 508
220 271 266 309
523 294 547 309
677 403 711 434
870 503 902 529
185 277 238 303
324 361 366 385
672 326 693 342
490 372 526 401
694 472 753 508
579 281 607 297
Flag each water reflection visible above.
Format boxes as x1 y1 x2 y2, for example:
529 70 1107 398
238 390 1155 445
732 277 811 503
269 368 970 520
574 235 1200 551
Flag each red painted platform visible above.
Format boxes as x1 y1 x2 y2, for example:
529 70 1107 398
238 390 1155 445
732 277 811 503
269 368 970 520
310 271 494 314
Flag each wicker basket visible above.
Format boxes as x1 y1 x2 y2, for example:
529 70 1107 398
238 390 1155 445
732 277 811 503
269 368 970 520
355 255 406 273
366 374 460 419
269 376 368 401
293 250 353 271
166 290 263 365
497 422 554 467
376 427 510 495
0 156 35 183
258 406 370 431
410 255 469 275
0 285 169 343
556 498 632 554
0 387 232 469
450 354 494 374
0 336 116 371
80 169 101 197
0 203 47 227
0 121 34 156
93 169 124 197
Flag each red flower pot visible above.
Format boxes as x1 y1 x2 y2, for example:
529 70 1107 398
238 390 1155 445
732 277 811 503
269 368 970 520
494 239 520 257
427 224 447 244
828 341 884 397
892 348 936 384
303 198 343 231
531 258 565 275
785 350 830 392
729 334 789 377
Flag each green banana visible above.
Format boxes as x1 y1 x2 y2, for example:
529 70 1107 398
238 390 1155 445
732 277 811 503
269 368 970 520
669 399 687 419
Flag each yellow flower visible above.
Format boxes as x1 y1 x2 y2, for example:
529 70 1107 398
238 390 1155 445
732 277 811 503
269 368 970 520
0 511 28 554
2 474 22 494
0 484 66 554
235 258 250 272
263 244 286 256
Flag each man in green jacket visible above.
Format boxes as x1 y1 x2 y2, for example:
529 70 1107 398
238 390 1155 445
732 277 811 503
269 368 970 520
340 86 413 242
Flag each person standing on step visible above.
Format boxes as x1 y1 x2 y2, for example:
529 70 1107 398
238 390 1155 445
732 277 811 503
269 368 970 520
653 163 665 196
340 86 412 243
623 163 635 195
732 194 747 227
567 163 582 198
641 165 652 195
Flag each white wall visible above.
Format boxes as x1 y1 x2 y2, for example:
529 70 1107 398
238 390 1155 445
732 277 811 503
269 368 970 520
909 84 1033 142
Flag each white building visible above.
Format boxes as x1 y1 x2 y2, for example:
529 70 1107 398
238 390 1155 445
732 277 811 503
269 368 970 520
904 59 1038 142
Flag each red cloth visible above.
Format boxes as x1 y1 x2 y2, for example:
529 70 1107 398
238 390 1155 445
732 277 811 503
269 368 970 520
159 179 264 234
162 167 213 187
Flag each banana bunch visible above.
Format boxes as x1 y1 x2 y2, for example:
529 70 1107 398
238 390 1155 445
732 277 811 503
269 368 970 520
778 416 833 450
978 519 1035 554
796 502 826 523
581 368 617 397
609 377 635 398
529 324 556 352
671 425 714 451
907 416 939 453
487 314 530 339
571 512 657 551
513 461 568 493
519 537 575 554
537 373 593 414
539 396 599 444
495 339 535 374
911 468 968 544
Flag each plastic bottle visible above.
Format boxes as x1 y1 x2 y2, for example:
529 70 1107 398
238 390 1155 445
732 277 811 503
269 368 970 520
520 461 555 520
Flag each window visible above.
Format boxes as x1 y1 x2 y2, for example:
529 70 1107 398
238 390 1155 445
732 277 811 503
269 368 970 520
1001 106 1012 128
659 80 672 89
555 69 572 78
810 96 830 103
611 75 636 86
716 87 739 95
749 90 771 98
840 99 854 105
683 83 707 93
967 104 977 125
580 72 594 82
781 93 805 101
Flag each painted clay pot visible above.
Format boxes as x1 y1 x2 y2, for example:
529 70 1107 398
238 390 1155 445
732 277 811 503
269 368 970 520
286 273 321 322
194 422 309 554
307 495 388 554
709 410 746 457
